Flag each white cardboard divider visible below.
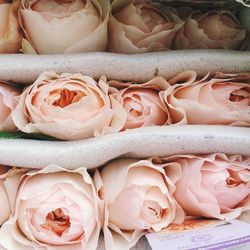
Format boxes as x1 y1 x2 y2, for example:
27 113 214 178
0 50 250 84
0 125 249 170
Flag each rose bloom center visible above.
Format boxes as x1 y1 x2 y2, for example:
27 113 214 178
41 208 71 236
226 169 247 187
229 89 249 105
124 95 150 118
50 89 85 108
139 6 167 31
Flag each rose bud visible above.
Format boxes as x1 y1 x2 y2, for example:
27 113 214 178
163 71 250 126
109 77 170 130
0 0 22 53
0 166 102 250
109 0 184 53
0 165 26 226
168 154 250 219
174 10 246 50
0 81 21 132
12 72 125 140
95 158 184 249
19 0 110 54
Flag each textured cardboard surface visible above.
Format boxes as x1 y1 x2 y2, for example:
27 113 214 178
0 125 249 169
0 50 250 84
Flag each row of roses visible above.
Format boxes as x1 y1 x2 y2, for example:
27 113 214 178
1 71 249 140
0 153 249 250
0 0 248 54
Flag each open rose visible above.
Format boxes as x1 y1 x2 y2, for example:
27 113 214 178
0 165 26 226
162 71 250 126
95 158 184 249
168 154 250 219
0 81 20 132
19 0 110 54
109 77 169 130
0 0 22 53
12 72 125 140
0 165 102 250
109 0 184 53
174 10 246 49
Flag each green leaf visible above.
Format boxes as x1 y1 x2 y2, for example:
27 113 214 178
0 131 58 141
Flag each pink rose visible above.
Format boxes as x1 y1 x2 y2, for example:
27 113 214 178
109 0 184 53
0 0 22 53
163 71 250 126
169 154 250 219
0 165 26 225
0 165 102 250
174 10 246 49
95 158 184 249
19 0 110 54
109 77 169 130
0 81 20 131
12 72 125 140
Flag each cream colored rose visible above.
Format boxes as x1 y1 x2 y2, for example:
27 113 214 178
0 165 26 226
174 10 246 49
95 158 184 250
0 165 102 250
19 0 110 54
163 71 250 126
12 72 125 140
109 0 184 53
0 81 20 132
0 0 22 53
167 154 250 220
109 77 169 130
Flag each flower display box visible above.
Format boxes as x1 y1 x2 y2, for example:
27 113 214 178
0 1 250 250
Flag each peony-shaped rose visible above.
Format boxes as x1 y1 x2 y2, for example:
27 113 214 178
0 165 102 250
109 0 184 53
0 165 26 226
163 71 250 126
12 72 125 140
19 0 110 54
0 81 20 132
95 158 184 249
174 10 246 50
0 0 22 53
109 77 169 130
168 154 250 219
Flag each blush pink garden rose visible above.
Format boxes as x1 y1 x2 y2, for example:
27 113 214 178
0 165 26 226
95 158 185 250
0 165 102 250
19 0 110 54
109 0 184 53
167 154 250 219
12 72 126 140
174 10 246 49
0 81 21 131
0 0 22 53
109 77 170 130
162 71 250 126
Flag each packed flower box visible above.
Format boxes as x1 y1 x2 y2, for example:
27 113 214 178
0 0 249 250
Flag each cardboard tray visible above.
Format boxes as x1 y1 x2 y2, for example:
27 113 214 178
0 50 250 84
0 125 249 169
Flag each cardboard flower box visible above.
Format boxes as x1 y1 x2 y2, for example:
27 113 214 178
0 1 249 250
